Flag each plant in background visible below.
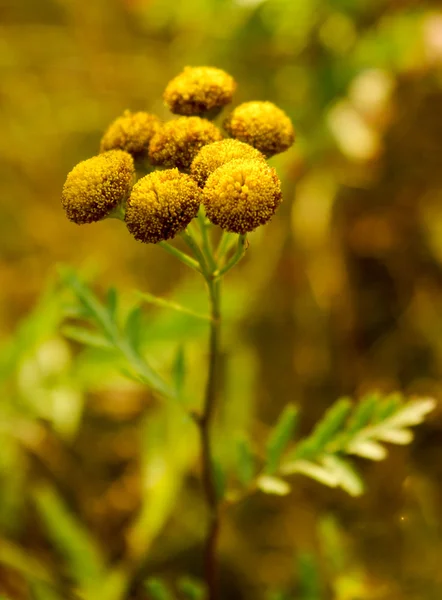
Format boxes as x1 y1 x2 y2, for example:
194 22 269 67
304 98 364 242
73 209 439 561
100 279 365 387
58 66 435 600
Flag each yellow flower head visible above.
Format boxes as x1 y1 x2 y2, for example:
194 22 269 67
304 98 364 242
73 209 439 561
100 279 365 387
100 110 161 158
190 138 266 187
203 159 282 234
125 169 202 243
61 150 135 224
164 66 236 116
148 117 223 170
224 101 295 157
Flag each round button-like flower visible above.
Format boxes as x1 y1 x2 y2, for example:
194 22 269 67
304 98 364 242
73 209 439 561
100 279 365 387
164 66 236 116
190 138 266 187
224 101 295 157
100 110 161 158
125 169 202 243
203 159 282 234
149 117 223 171
61 150 135 224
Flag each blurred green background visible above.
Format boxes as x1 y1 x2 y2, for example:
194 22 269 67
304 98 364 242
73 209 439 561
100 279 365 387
1 0 442 598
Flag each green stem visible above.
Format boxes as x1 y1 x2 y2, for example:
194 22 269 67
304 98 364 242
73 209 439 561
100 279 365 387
107 203 126 221
214 234 247 278
198 276 221 600
181 226 222 599
215 231 236 261
180 229 211 277
188 219 202 243
198 208 217 272
158 241 201 273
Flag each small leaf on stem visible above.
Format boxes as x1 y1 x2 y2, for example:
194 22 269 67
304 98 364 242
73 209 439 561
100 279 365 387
61 325 113 349
257 475 291 496
321 455 364 496
172 344 186 398
265 403 299 474
124 305 143 351
106 287 118 321
235 435 256 486
144 578 174 600
308 397 352 451
177 576 205 600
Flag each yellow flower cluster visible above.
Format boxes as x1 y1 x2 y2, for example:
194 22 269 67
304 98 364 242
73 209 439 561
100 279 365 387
224 101 295 157
61 66 295 241
149 117 223 170
100 110 161 158
190 139 265 187
203 159 282 234
61 150 134 224
125 170 202 243
164 66 236 116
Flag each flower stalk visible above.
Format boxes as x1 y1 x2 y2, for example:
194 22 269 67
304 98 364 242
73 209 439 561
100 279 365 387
199 274 221 600
184 220 226 600
215 234 248 277
158 241 202 273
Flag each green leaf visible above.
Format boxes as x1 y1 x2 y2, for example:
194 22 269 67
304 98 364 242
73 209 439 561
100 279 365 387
137 291 211 321
62 284 176 399
144 578 174 600
117 339 177 400
281 454 364 496
61 302 91 320
235 435 255 487
172 345 186 398
374 427 413 445
0 279 63 381
257 475 291 496
61 325 113 349
280 459 339 487
297 551 323 600
106 287 118 321
290 437 318 461
265 404 299 474
321 455 364 497
119 367 148 384
33 485 104 587
384 397 435 429
124 305 143 351
279 394 434 496
346 438 387 461
318 515 349 571
345 392 380 436
60 274 176 400
372 393 402 423
345 397 435 460
59 267 117 342
308 398 352 451
177 577 205 600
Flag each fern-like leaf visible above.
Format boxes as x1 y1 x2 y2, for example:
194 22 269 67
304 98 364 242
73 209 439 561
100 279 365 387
278 394 435 496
